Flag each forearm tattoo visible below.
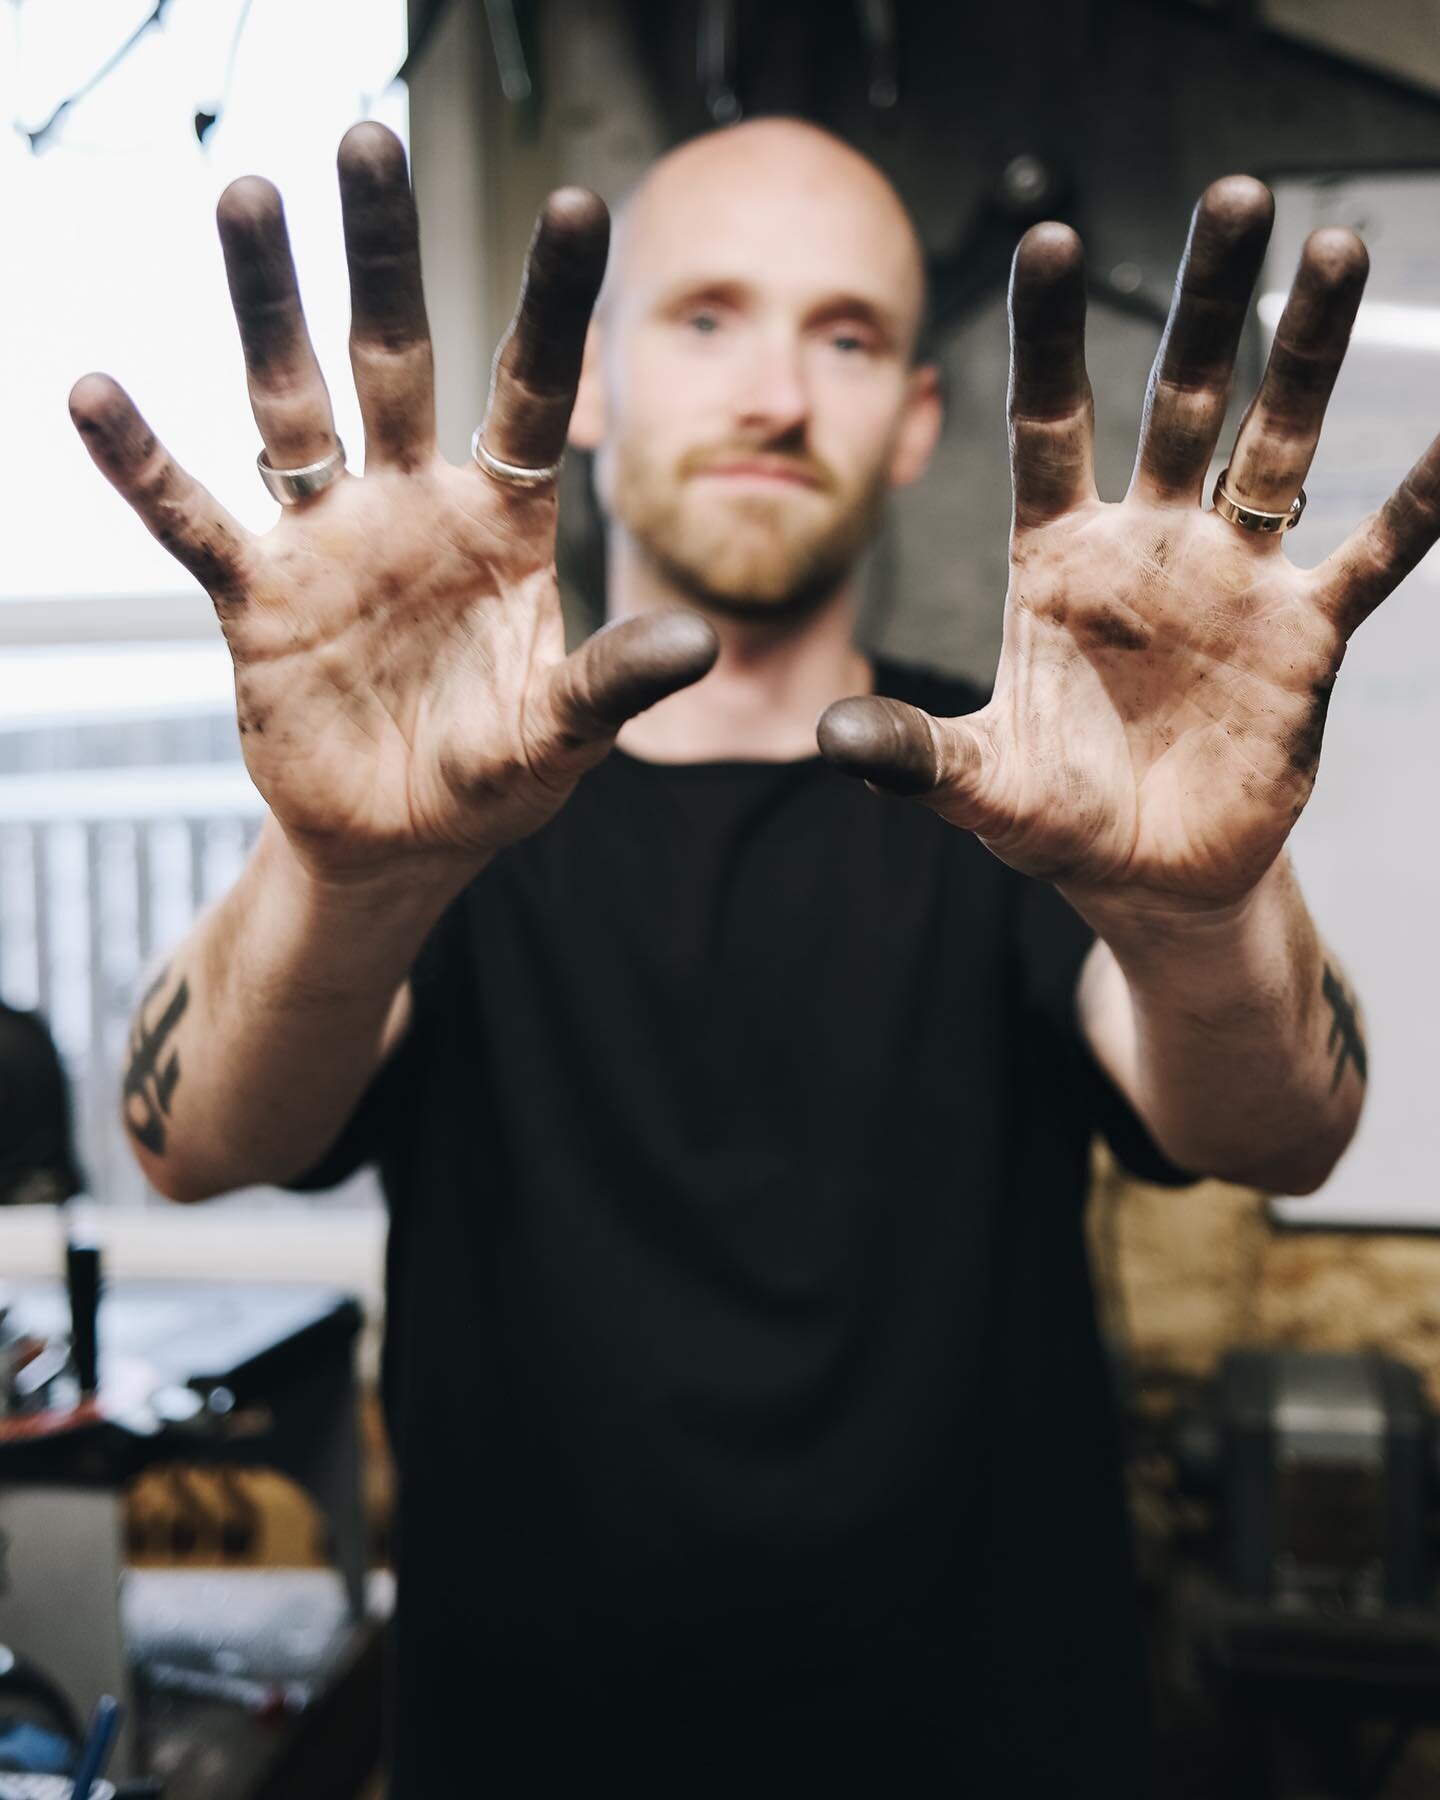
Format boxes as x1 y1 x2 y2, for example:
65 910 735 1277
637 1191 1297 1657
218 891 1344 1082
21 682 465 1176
1321 962 1367 1094
124 966 191 1155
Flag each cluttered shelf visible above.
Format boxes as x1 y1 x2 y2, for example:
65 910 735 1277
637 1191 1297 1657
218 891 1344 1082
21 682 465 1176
2 1266 390 1798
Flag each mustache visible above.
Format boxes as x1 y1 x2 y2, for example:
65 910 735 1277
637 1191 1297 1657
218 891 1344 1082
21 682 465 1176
677 441 838 492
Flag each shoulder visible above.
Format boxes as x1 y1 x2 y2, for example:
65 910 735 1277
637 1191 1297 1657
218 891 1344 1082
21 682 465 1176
871 655 991 720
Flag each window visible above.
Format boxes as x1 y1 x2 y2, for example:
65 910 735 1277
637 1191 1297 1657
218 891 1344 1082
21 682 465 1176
1 0 408 1209
4 0 409 604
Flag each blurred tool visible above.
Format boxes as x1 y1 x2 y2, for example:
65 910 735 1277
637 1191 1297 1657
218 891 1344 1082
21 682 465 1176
0 1779 114 1798
0 1296 42 1420
854 0 899 109
698 0 739 123
484 0 533 102
63 1242 100 1401
66 1697 119 1799
139 1661 309 1722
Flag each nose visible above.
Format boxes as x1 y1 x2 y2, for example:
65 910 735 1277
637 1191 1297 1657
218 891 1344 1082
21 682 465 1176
732 333 810 441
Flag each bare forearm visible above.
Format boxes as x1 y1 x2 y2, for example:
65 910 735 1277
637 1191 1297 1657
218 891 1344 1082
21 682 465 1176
1070 855 1365 1193
126 819 477 1200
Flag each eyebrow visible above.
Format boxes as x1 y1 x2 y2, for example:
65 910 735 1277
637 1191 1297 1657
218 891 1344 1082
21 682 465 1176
804 293 905 351
650 277 907 351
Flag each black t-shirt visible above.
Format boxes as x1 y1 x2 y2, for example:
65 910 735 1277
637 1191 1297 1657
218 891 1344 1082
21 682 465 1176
303 660 1184 1795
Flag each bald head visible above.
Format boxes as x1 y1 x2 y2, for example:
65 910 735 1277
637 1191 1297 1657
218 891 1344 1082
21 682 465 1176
603 119 928 360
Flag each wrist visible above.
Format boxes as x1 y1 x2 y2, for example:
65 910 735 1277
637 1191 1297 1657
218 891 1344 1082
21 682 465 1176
1059 854 1292 963
1062 857 1320 1029
265 817 486 926
242 819 480 998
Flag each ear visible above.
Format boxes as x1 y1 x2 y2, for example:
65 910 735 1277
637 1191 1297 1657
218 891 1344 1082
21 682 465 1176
887 362 943 489
567 321 606 451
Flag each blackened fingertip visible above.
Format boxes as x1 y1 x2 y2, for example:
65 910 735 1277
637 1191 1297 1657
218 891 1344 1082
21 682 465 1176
216 174 284 238
531 190 611 301
502 200 609 396
67 375 156 468
1301 225 1369 286
604 608 718 687
1198 174 1274 232
642 608 719 680
337 120 409 185
1277 230 1370 346
1009 225 1087 340
1185 178 1273 290
543 187 610 241
582 610 717 730
1014 221 1085 282
816 697 938 796
68 371 122 428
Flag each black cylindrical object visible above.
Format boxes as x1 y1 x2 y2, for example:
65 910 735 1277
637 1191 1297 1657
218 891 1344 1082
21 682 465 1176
66 1236 102 1395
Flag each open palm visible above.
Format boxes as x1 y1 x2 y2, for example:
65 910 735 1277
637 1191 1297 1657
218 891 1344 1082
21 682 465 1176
71 125 713 881
821 180 1440 911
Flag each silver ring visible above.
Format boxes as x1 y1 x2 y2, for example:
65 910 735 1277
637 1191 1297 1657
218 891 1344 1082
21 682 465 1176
1212 467 1305 534
258 441 347 506
471 427 563 490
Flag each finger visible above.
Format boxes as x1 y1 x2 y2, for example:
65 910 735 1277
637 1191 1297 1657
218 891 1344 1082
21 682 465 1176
69 373 252 605
478 189 609 483
338 122 435 472
1007 223 1096 530
544 610 717 750
816 697 985 813
216 175 339 473
1223 226 1369 515
1129 176 1273 504
1310 431 1440 635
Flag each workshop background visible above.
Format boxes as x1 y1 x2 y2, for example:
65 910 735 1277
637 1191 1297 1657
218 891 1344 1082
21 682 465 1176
2 2 1440 1797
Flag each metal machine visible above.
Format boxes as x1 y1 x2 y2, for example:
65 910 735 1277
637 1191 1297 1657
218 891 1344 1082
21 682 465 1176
1168 1349 1440 1797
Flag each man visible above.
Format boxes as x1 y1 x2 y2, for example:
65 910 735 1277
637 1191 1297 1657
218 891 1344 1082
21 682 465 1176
70 118 1437 1791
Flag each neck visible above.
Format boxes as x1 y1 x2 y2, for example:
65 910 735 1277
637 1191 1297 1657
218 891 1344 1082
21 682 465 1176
606 527 872 763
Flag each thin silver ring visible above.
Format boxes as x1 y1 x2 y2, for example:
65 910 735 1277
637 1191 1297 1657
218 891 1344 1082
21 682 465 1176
471 427 564 490
1212 467 1305 534
257 441 347 506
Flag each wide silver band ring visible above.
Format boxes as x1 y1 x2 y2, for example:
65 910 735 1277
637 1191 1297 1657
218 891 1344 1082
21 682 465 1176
1212 468 1305 534
257 442 347 506
471 428 564 489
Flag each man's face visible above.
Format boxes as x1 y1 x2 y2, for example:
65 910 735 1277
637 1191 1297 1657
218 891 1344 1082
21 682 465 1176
588 135 931 619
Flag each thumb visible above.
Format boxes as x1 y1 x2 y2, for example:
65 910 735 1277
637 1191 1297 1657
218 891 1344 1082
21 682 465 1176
817 696 988 817
544 609 718 751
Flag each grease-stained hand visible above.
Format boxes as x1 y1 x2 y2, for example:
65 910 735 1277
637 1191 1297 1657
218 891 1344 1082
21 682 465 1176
70 124 715 885
820 178 1440 913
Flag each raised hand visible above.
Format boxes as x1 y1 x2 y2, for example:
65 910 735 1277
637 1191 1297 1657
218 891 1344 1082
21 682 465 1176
70 124 715 883
820 178 1440 912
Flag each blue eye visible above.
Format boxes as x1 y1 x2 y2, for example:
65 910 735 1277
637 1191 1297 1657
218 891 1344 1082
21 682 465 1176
688 312 721 334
